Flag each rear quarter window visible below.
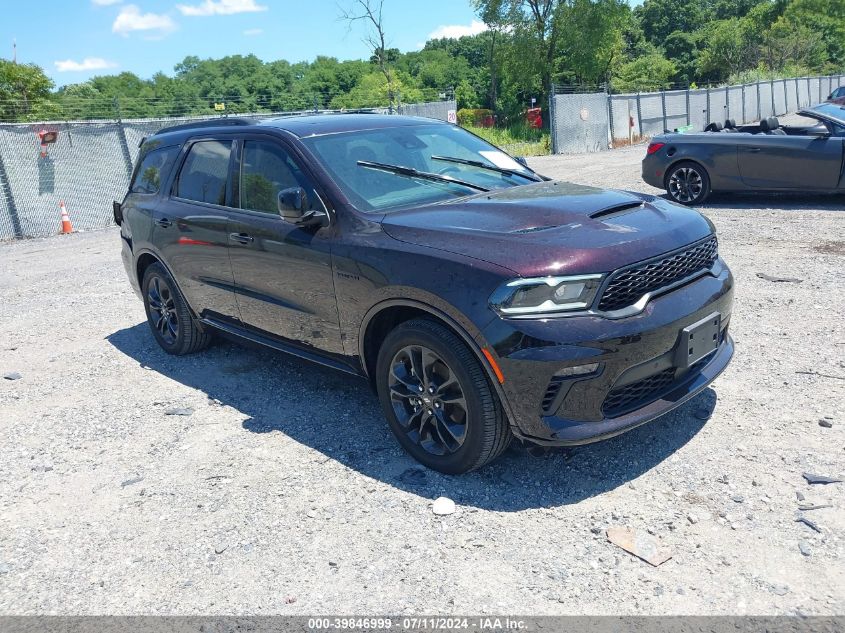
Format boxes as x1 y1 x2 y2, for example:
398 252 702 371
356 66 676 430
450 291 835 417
130 145 179 195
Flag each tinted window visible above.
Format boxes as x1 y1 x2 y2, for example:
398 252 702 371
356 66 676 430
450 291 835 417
175 140 232 205
240 140 312 214
131 145 178 194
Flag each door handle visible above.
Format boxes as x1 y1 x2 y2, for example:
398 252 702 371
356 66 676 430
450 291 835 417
229 232 254 244
155 218 172 228
748 147 761 152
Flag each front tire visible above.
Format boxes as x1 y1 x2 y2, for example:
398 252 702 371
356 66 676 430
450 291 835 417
376 318 511 474
142 262 211 356
665 161 711 206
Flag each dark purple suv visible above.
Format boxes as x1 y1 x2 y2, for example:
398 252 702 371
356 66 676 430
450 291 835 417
116 114 734 474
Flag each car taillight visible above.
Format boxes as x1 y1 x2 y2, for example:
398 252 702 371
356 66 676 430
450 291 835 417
646 142 665 155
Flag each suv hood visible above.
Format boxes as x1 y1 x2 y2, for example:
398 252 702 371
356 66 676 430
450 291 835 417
381 181 715 277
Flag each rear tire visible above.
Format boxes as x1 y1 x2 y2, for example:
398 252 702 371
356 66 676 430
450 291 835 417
142 262 211 356
376 318 511 474
665 161 711 206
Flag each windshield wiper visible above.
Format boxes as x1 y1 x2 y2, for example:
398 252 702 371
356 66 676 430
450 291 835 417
357 160 490 193
431 155 541 182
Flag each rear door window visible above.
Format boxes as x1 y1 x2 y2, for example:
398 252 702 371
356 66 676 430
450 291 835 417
130 145 179 194
174 140 233 205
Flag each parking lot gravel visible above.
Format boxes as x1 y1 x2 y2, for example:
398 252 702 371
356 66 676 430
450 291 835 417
0 144 843 615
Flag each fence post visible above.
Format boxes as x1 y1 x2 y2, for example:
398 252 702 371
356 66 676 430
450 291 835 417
770 80 775 116
756 81 761 120
606 90 615 148
635 91 643 139
660 89 667 132
0 148 23 239
725 85 730 120
705 87 710 125
685 86 690 126
113 97 134 182
549 83 557 155
741 84 746 124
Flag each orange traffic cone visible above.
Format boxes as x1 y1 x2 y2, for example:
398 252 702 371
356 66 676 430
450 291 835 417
59 201 74 234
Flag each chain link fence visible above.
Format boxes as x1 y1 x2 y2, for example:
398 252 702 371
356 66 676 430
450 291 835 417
0 100 456 240
551 74 845 154
549 92 611 154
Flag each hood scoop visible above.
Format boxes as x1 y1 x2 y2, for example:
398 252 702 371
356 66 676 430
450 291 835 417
589 201 644 220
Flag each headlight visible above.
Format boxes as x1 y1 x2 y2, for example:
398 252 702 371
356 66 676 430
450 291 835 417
490 274 604 316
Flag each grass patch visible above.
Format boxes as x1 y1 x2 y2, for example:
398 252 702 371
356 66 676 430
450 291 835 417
464 124 551 157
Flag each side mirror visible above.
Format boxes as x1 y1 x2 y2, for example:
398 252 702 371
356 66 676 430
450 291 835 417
277 187 330 229
113 200 123 226
277 187 308 221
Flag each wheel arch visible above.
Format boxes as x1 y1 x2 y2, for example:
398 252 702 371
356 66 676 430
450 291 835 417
358 299 517 432
134 249 202 322
663 157 711 189
135 250 161 287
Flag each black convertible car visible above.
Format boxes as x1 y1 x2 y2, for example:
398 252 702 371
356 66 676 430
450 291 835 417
643 103 845 205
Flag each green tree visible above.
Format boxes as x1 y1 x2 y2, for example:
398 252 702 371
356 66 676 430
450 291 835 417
782 0 845 68
455 79 480 109
556 0 631 86
697 19 759 82
0 60 56 122
635 0 710 43
664 30 704 85
612 50 676 91
760 17 826 72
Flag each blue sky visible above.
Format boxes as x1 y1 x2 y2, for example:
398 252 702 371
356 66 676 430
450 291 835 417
2 0 485 86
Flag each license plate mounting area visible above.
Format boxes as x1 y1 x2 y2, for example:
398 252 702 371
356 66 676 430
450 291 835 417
676 312 721 369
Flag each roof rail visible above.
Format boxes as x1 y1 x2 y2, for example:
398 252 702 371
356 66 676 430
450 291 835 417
152 117 256 136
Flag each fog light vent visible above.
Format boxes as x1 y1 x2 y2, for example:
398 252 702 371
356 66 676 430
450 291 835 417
541 377 566 414
541 364 600 415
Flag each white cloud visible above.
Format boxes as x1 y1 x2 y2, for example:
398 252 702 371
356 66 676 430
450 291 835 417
428 19 488 40
112 5 176 37
176 0 268 16
54 57 119 72
243 28 263 36
92 0 122 5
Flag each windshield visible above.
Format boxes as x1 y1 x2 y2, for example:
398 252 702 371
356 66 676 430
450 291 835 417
301 124 536 212
810 103 845 125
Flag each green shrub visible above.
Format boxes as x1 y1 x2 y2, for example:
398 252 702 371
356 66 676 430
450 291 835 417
457 108 494 127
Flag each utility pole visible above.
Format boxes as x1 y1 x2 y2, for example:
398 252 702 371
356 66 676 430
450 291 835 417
12 38 17 63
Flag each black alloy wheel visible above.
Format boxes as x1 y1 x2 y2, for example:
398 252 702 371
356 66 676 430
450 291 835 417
147 275 179 346
376 318 511 474
666 161 711 205
141 262 212 356
388 344 469 456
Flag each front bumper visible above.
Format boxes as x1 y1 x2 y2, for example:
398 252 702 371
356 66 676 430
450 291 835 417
481 260 734 446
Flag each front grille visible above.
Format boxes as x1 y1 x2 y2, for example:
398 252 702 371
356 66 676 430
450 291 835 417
602 368 676 418
598 237 718 312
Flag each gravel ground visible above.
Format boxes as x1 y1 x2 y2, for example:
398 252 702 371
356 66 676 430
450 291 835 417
0 144 843 616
